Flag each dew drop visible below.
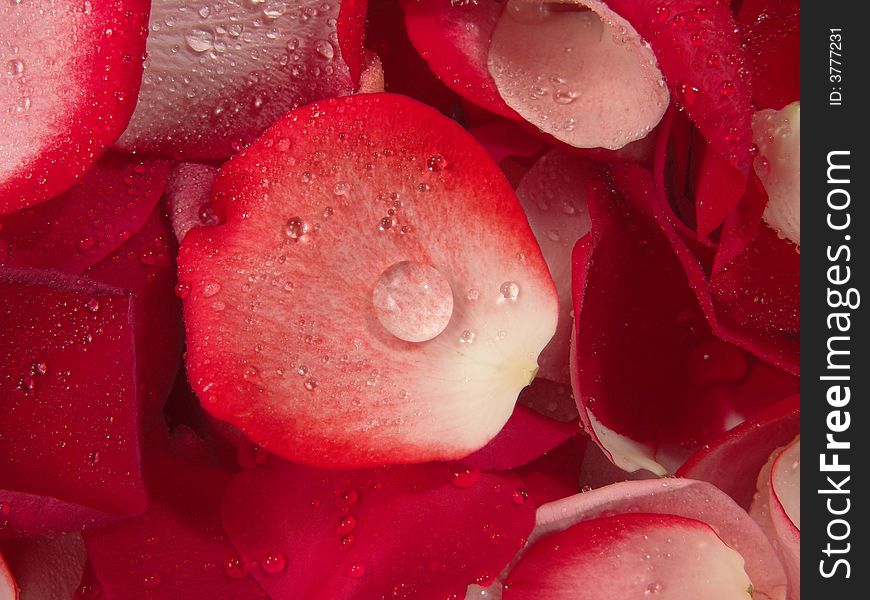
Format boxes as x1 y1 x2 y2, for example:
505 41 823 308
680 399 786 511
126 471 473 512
426 153 447 172
85 298 100 312
203 282 221 298
451 467 481 489
185 28 214 52
373 261 454 343
459 329 476 344
261 552 286 574
347 563 366 578
511 488 528 505
175 282 191 299
303 377 318 391
284 216 310 240
337 515 357 535
142 573 161 590
315 39 335 60
339 534 356 550
499 281 520 301
223 555 248 579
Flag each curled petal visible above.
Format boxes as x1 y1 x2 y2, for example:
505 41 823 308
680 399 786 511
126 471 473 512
488 0 668 150
0 533 85 600
533 479 787 600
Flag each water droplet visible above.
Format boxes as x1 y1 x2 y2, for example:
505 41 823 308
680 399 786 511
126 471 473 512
333 181 349 196
175 282 192 298
185 28 214 53
261 552 286 574
6 59 24 76
304 377 318 391
451 467 480 488
466 288 480 302
142 573 161 590
343 489 359 505
552 86 577 104
74 583 101 600
263 1 286 18
719 80 735 97
203 282 221 298
426 153 447 172
459 329 476 344
373 261 454 343
198 5 210 18
339 534 356 550
499 281 520 301
511 488 528 505
85 298 100 312
315 39 335 60
88 451 101 465
347 563 366 578
223 555 249 579
284 216 310 240
337 515 357 535
645 582 663 595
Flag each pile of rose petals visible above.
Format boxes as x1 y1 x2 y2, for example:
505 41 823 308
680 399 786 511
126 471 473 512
1 0 799 598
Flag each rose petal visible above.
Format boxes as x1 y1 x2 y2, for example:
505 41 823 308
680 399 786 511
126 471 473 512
85 208 185 439
678 395 799 509
462 403 578 471
0 534 85 600
0 1 148 214
164 163 220 244
221 460 536 598
754 102 800 246
0 153 171 274
0 270 146 536
571 166 797 474
607 0 754 235
533 479 787 600
488 0 668 150
516 148 592 384
401 0 518 118
737 0 800 110
503 513 753 599
0 550 16 599
338 0 370 85
84 438 268 600
115 0 363 159
750 440 800 600
514 435 587 507
366 0 460 116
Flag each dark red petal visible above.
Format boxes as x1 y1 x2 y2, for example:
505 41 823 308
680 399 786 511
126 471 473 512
85 208 184 440
737 0 800 110
164 163 219 243
221 460 535 598
514 436 587 507
607 0 754 235
0 533 85 600
571 166 797 474
0 153 171 274
462 403 578 471
0 1 149 214
84 438 268 600
338 0 370 85
0 270 146 534
678 395 799 509
401 0 517 118
365 0 460 116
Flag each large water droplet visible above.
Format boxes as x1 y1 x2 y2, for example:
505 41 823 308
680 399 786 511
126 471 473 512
261 552 286 574
185 28 214 53
373 261 454 343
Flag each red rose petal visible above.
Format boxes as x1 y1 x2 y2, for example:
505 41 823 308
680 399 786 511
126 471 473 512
488 0 668 150
532 479 787 600
338 0 370 85
84 439 268 600
514 435 587 507
0 270 146 535
0 533 85 600
179 93 558 468
115 0 364 159
366 0 460 116
571 166 797 474
504 513 754 599
401 0 518 119
85 209 185 438
0 153 171 274
461 403 578 472
678 395 799 509
221 460 535 599
0 1 149 214
737 0 800 110
607 0 754 235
